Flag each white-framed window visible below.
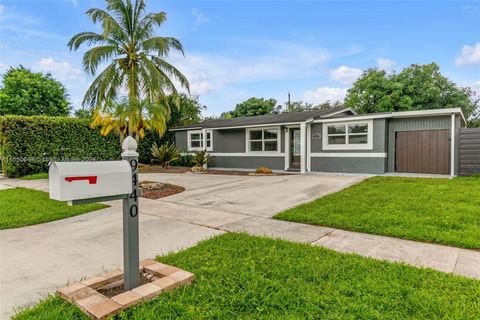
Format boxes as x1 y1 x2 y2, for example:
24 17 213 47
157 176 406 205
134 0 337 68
322 120 373 150
246 127 280 153
187 130 213 151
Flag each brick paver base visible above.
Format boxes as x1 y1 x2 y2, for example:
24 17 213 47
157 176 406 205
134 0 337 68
57 259 195 320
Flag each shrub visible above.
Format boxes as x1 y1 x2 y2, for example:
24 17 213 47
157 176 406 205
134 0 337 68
255 166 273 174
192 150 211 167
150 143 180 168
137 129 173 164
0 116 121 177
171 152 195 167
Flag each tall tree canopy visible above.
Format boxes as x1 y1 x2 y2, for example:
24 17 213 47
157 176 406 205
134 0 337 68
344 63 476 122
168 94 204 128
0 66 70 116
224 97 280 118
283 100 343 113
68 0 189 141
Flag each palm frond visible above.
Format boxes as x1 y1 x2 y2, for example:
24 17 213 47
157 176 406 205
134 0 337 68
150 55 190 92
83 62 121 108
141 37 184 57
86 7 128 42
135 12 167 40
82 45 119 74
68 32 110 51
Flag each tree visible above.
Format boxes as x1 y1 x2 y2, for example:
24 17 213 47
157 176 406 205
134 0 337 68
168 94 204 128
343 68 394 114
74 108 93 119
282 100 342 113
465 88 480 128
68 0 189 142
0 66 70 116
344 63 475 119
226 97 280 118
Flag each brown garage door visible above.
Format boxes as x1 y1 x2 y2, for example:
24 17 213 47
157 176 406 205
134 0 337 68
395 130 450 174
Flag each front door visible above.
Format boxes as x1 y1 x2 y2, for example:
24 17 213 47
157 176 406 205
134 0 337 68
290 128 301 169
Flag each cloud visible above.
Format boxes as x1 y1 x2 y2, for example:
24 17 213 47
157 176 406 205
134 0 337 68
302 87 348 104
377 58 396 72
33 58 83 81
170 43 330 96
329 65 362 84
192 8 208 26
456 42 480 66
0 62 10 74
474 81 480 90
0 4 60 39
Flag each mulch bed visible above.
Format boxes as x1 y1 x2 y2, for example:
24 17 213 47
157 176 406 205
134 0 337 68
97 273 151 298
139 164 191 174
138 164 289 176
140 182 185 200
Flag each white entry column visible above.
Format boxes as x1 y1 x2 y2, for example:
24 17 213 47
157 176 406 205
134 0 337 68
300 122 306 174
450 113 455 177
202 128 208 169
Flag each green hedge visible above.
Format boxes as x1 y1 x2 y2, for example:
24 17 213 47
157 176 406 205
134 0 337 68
0 116 173 177
0 116 121 177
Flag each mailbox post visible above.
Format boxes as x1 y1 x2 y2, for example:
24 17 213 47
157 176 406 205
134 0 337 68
49 136 142 291
121 137 140 290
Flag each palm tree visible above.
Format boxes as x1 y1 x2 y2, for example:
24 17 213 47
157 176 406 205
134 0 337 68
68 0 189 141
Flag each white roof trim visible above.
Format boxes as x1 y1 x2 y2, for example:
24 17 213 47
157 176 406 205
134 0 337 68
198 121 303 131
321 108 356 118
314 108 465 123
170 126 202 132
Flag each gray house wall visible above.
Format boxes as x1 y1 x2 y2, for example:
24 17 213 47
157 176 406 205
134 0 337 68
174 113 462 175
310 119 388 174
310 119 387 153
209 156 285 170
213 129 246 153
310 158 386 174
174 131 188 151
175 127 286 170
386 116 452 172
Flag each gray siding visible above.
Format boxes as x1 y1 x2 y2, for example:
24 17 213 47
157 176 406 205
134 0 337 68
387 116 452 172
309 119 387 174
210 156 284 170
311 157 386 174
310 119 387 153
213 129 246 153
174 131 188 151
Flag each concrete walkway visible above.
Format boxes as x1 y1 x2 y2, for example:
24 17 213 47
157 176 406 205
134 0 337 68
1 173 479 319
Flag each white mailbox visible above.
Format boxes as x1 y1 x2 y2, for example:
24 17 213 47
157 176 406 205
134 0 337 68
49 161 132 201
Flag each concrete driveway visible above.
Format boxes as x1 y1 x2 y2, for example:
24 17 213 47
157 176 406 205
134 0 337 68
0 173 365 319
140 173 365 217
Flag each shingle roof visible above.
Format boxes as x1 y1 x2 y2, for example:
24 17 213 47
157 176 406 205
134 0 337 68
171 108 351 130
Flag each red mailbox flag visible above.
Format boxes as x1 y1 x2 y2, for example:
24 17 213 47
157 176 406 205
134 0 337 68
65 176 98 184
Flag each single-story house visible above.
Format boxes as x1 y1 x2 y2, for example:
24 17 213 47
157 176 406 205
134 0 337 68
171 107 466 176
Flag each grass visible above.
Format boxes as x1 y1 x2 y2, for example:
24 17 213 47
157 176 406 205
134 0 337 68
275 176 480 250
20 172 48 180
0 188 108 229
13 233 480 319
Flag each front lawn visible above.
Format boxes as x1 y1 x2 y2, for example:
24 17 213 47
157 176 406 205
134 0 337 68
13 234 480 319
20 173 48 180
0 188 108 229
275 176 480 249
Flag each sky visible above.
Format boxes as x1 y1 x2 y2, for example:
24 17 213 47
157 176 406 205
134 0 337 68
0 0 479 117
